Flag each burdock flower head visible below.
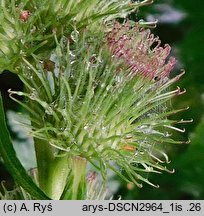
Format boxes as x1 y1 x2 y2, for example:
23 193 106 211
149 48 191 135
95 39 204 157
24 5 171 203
9 21 188 197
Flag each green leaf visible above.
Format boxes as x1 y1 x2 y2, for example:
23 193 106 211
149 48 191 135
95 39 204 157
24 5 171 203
0 92 50 200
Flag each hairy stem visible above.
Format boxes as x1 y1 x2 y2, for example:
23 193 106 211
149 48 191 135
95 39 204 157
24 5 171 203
34 138 54 196
46 154 70 200
34 138 70 199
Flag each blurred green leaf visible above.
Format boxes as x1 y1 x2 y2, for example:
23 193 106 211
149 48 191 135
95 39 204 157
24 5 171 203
0 92 50 200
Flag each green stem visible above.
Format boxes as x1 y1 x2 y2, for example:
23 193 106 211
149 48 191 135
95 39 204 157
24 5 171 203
34 138 54 194
61 156 87 200
46 155 70 200
34 138 70 199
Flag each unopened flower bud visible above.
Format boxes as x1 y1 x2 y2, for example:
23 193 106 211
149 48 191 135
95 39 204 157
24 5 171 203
20 10 31 22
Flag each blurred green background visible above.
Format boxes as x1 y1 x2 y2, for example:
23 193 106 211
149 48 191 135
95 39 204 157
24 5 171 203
0 0 204 199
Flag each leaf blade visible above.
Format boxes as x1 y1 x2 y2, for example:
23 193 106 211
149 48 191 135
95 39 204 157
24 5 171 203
0 92 50 200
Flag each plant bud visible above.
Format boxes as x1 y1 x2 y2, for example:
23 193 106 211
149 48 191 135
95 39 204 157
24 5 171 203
20 10 30 22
